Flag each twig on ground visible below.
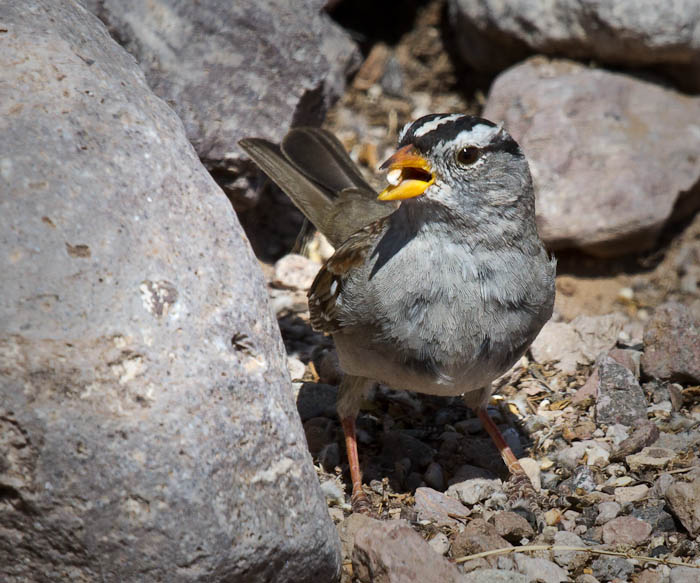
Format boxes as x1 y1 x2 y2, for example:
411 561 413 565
453 544 700 569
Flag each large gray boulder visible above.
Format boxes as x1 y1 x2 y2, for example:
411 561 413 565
448 0 700 73
484 58 700 257
0 2 340 581
81 0 359 208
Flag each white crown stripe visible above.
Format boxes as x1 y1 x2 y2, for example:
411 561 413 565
411 114 464 138
455 124 502 147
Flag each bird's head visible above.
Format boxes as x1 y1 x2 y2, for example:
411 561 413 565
378 114 534 221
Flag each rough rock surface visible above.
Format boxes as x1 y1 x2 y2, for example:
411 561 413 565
666 471 700 537
641 302 700 383
81 0 359 206
352 519 464 583
602 516 653 546
594 356 648 427
530 314 627 374
0 2 339 580
484 58 700 257
448 0 700 72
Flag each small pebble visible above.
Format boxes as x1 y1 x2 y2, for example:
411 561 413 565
446 478 502 506
614 484 649 504
595 501 621 525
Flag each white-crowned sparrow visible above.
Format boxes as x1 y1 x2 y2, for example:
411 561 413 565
240 114 556 513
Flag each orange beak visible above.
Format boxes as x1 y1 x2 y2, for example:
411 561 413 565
377 144 435 201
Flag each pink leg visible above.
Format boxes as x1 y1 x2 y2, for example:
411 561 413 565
477 407 540 509
341 416 371 514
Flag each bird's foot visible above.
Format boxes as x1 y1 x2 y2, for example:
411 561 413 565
504 469 546 531
351 489 373 515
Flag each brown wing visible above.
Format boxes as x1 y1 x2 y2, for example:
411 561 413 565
308 218 388 333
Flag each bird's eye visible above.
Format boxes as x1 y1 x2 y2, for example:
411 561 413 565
456 146 480 166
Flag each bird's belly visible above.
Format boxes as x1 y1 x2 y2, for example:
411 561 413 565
333 326 511 398
333 235 553 397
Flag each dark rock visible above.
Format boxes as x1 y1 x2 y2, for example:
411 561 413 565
448 464 498 485
296 383 338 421
82 0 359 206
594 355 648 427
405 472 426 492
641 302 700 384
591 556 635 582
0 2 340 579
303 417 337 456
631 503 677 534
352 519 464 583
423 462 446 491
484 58 700 257
382 431 436 472
318 442 341 470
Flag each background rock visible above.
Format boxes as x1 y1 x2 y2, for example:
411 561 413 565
641 302 700 383
530 313 627 374
81 0 359 207
448 0 700 72
484 58 700 257
0 2 339 580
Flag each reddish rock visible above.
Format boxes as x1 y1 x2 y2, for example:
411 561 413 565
484 58 700 257
607 347 642 378
352 519 463 583
602 516 652 546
